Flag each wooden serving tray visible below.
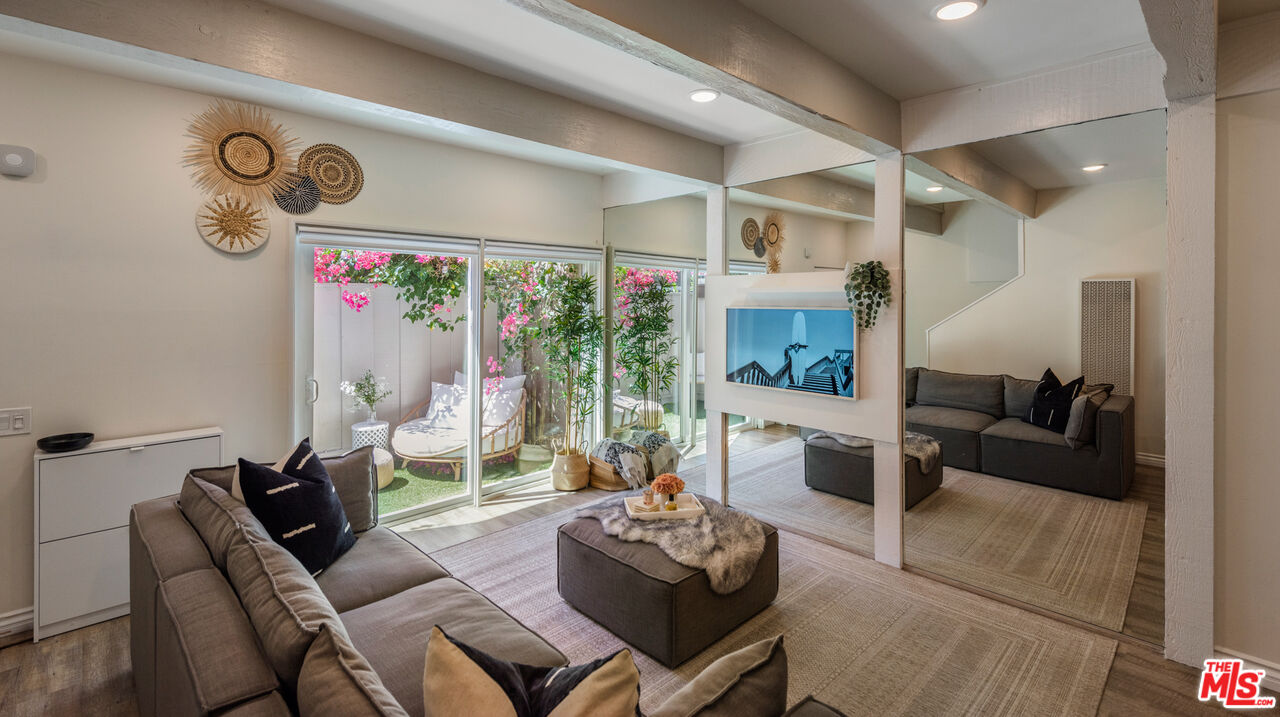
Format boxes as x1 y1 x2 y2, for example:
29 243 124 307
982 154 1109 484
624 493 705 521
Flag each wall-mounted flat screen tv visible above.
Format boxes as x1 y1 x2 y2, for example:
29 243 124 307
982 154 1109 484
725 307 856 399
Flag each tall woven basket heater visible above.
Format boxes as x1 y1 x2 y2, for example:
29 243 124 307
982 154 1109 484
1080 278 1135 395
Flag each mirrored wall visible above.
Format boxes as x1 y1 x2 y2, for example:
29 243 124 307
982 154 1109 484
901 109 1167 644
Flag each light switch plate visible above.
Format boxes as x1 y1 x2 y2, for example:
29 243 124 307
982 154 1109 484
0 407 31 436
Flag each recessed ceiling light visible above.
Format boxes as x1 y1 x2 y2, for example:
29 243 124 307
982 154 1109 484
934 0 983 21
689 89 720 103
1081 163 1108 173
926 186 945 193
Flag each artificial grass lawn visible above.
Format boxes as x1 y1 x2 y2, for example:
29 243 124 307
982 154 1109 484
378 456 553 516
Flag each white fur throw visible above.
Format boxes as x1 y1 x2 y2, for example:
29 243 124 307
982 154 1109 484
577 495 766 594
807 430 942 474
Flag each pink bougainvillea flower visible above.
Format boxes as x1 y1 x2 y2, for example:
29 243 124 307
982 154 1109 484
341 290 370 312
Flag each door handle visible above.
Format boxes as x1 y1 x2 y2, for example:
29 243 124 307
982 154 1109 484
306 377 320 405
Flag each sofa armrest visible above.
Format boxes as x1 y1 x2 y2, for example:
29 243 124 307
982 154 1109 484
1095 394 1135 499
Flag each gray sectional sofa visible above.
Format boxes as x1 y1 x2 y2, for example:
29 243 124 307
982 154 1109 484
905 368 1135 500
130 446 814 716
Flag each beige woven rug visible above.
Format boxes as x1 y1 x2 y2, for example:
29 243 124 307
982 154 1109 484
427 510 1117 716
684 438 1147 631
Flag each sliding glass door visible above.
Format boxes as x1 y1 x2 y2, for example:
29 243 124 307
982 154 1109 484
295 227 603 522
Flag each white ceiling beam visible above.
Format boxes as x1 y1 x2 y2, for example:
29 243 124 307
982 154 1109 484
906 148 1038 219
724 130 876 187
901 47 1167 154
1138 0 1217 101
0 0 724 183
734 173 943 236
1218 11 1280 100
508 0 901 154
601 172 704 208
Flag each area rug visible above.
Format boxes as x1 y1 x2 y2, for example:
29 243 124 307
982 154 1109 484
680 438 1147 631
428 509 1117 716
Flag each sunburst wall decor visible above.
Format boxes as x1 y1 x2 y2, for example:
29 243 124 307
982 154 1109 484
197 195 270 253
184 100 299 202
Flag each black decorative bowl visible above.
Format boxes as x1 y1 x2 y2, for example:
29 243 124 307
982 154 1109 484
37 432 94 453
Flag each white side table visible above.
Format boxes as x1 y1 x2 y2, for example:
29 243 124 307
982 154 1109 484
352 420 389 450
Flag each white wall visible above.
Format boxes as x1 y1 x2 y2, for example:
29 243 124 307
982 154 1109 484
926 178 1167 456
904 200 1019 367
0 52 603 617
1214 88 1280 668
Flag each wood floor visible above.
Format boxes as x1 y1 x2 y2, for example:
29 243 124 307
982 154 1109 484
0 427 1261 716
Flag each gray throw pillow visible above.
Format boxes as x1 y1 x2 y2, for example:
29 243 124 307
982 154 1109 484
1002 375 1040 420
651 635 787 717
1064 386 1112 449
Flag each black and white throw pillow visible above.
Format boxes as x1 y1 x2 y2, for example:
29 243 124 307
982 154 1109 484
1023 368 1085 434
236 439 356 575
422 626 641 717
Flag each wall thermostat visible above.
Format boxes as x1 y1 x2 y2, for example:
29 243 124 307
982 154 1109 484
1 145 35 177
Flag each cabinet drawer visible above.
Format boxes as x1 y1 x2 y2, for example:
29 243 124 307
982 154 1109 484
38 527 130 627
39 436 220 542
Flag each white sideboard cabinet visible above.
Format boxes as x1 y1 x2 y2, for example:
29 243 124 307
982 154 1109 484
33 427 222 640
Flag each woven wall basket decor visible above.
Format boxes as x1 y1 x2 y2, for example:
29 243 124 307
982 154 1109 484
273 172 322 215
741 217 760 250
299 143 364 204
196 194 270 254
184 100 299 202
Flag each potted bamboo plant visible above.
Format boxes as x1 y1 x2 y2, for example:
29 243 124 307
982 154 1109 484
615 268 680 434
540 270 604 491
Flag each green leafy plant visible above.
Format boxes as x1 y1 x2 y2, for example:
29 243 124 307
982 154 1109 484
540 271 604 456
614 267 680 429
340 369 392 416
845 260 891 330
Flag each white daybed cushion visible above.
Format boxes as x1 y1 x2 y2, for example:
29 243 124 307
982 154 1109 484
392 421 519 459
482 387 522 428
453 372 527 391
425 382 469 423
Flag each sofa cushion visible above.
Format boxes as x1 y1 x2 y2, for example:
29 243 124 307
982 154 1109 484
651 635 787 717
915 369 1005 418
905 367 921 406
191 446 378 533
340 577 567 717
315 527 451 613
179 475 274 571
422 625 640 717
236 443 357 575
156 568 280 714
904 404 999 434
297 623 408 717
980 417 1070 446
1064 387 1111 449
1002 375 1039 420
226 532 345 691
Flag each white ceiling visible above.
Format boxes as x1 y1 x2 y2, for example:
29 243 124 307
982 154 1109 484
822 163 972 205
967 109 1167 190
263 0 800 146
735 0 1153 100
1220 0 1280 23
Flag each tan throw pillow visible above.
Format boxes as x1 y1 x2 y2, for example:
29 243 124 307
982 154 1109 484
651 636 787 717
298 624 408 717
422 626 639 717
178 475 271 570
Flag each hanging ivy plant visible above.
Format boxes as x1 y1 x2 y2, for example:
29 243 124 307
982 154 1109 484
845 260 891 331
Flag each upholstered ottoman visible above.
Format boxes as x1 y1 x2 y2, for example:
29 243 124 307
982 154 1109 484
557 507 779 668
803 435 943 509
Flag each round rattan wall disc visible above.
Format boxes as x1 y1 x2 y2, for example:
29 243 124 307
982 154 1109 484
741 217 760 250
764 220 781 247
299 143 363 204
197 194 270 254
753 236 766 257
184 100 299 202
273 173 321 214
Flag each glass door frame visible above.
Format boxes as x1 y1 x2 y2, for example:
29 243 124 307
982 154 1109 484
293 223 484 524
613 251 700 447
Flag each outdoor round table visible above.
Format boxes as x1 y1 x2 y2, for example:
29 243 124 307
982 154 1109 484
352 419 389 450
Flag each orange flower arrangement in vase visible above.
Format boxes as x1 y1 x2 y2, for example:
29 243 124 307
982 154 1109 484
650 473 686 511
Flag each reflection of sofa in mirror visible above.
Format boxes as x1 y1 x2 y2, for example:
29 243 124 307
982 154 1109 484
905 368 1134 499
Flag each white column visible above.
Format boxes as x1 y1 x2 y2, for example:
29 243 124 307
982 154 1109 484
1164 94 1215 666
705 186 729 504
468 244 485 508
872 153 906 568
